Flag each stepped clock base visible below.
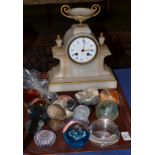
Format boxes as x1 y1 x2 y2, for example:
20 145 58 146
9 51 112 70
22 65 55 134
49 74 117 92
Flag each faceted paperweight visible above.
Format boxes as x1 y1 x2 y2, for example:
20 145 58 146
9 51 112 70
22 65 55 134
34 130 56 147
89 118 120 147
95 101 119 120
73 105 90 122
63 120 90 148
75 88 99 105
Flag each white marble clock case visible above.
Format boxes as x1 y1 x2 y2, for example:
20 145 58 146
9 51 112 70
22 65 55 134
48 24 117 92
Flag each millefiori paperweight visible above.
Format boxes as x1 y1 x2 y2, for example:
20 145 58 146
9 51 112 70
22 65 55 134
34 130 56 147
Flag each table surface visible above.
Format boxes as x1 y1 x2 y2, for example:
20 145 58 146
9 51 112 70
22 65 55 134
62 68 131 155
24 68 131 155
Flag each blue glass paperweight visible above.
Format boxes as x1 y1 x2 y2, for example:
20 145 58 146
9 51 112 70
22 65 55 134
63 123 90 148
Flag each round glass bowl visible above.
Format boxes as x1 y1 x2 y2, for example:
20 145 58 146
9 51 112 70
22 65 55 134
89 118 120 147
34 130 56 147
95 101 119 120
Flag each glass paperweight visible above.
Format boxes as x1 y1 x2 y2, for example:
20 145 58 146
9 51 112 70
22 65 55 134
48 119 65 131
100 89 120 104
28 105 49 123
30 97 46 106
34 130 56 147
95 101 119 120
75 88 99 105
63 120 90 148
73 105 90 122
44 92 58 103
47 104 67 120
53 96 77 118
57 95 77 111
28 119 45 136
89 118 120 147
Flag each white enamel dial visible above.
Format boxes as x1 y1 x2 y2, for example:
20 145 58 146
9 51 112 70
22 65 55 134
68 36 97 64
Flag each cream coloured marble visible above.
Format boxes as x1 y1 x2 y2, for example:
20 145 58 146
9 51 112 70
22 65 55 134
48 24 117 92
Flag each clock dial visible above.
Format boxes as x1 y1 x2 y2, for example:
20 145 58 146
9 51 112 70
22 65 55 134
68 36 97 64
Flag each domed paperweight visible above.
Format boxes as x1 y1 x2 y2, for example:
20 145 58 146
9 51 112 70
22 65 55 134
73 105 90 122
75 88 99 105
95 101 119 120
34 130 56 147
47 104 67 120
63 120 90 148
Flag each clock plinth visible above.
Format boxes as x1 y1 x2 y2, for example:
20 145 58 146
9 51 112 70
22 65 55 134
48 45 117 92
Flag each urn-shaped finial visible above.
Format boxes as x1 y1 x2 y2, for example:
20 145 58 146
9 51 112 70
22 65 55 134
98 32 105 46
56 34 62 47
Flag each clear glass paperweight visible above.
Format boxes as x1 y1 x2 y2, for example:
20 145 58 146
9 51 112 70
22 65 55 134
73 105 90 122
75 88 99 105
95 101 119 120
52 96 77 118
47 104 67 120
89 118 120 147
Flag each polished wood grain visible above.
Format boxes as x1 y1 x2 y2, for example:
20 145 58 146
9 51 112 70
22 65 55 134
23 85 131 155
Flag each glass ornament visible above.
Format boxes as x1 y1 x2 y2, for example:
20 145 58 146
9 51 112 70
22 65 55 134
89 118 120 147
73 105 90 122
34 130 56 147
95 101 119 120
63 120 90 148
75 88 99 105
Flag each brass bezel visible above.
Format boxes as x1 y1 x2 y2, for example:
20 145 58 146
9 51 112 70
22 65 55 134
67 35 98 64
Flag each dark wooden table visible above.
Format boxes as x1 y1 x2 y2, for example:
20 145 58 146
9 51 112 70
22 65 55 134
23 85 131 155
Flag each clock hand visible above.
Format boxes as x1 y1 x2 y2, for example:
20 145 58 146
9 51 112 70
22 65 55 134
83 49 94 51
82 38 86 50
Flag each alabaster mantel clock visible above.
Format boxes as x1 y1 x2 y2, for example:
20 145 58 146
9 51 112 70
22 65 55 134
48 4 117 92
